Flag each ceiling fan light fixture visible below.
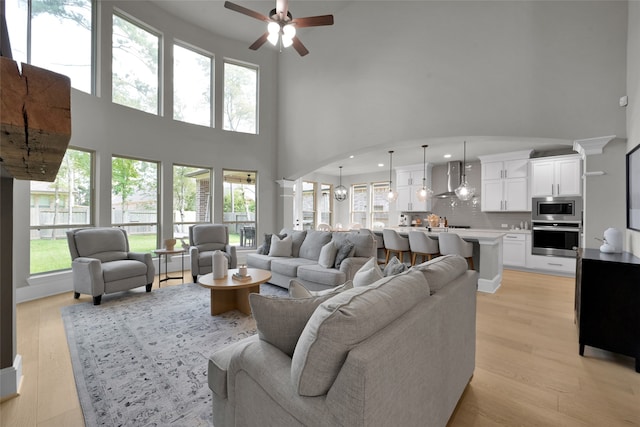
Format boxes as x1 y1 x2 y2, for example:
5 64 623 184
283 24 296 38
282 35 294 48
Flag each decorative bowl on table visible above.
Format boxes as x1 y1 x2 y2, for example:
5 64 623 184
164 238 176 251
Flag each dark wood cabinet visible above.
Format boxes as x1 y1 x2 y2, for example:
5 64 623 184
575 248 640 372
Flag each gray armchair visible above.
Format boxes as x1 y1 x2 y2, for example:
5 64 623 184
189 224 237 282
67 228 155 305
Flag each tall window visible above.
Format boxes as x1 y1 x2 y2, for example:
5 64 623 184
302 181 316 230
6 0 93 93
173 165 212 241
223 170 257 248
319 183 333 226
371 182 390 227
29 148 93 274
173 43 213 127
111 156 159 253
351 183 368 227
112 12 160 114
223 61 258 134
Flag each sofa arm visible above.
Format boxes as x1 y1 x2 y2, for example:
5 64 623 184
128 252 155 284
189 246 200 276
71 257 105 296
339 257 370 280
225 339 334 426
225 244 237 269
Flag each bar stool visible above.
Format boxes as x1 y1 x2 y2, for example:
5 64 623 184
408 232 440 265
382 229 411 265
437 233 474 269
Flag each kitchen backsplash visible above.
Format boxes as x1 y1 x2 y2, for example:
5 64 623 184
402 160 532 230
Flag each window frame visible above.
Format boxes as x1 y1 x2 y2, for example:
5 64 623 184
350 183 368 227
319 183 333 226
111 154 160 253
222 169 258 249
112 9 163 115
370 181 391 227
222 58 259 134
29 147 95 275
172 164 213 241
301 181 317 231
172 40 214 127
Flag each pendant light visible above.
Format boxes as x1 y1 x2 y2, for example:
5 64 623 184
416 144 434 202
387 150 398 202
334 166 348 202
455 140 476 201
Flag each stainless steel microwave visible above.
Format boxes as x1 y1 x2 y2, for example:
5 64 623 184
532 196 583 223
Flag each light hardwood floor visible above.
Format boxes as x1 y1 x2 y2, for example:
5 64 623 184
1 270 639 426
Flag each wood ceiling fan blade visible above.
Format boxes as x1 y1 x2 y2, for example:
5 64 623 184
292 15 334 28
249 33 269 50
291 36 309 56
224 1 270 22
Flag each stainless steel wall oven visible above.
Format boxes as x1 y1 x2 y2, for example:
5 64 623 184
532 196 582 257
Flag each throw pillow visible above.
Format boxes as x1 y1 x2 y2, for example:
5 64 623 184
269 234 293 257
289 279 354 299
352 257 384 287
261 233 286 255
411 254 468 292
318 241 338 268
249 293 333 357
334 241 356 269
383 256 408 277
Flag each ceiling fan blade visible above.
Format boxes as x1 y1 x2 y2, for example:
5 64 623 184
249 32 269 50
224 1 270 22
292 15 334 28
276 0 288 18
291 36 309 56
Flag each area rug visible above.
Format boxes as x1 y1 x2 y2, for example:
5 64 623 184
61 282 287 426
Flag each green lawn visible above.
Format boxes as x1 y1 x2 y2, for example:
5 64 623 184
31 234 159 275
30 233 245 274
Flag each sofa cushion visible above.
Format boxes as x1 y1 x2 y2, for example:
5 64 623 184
73 228 128 262
291 269 431 396
352 257 384 287
332 231 375 258
296 264 347 287
246 253 273 270
298 231 332 261
269 235 292 257
318 241 338 268
383 256 408 277
334 241 356 269
411 254 468 292
249 293 334 357
102 259 148 282
270 258 317 277
289 279 354 299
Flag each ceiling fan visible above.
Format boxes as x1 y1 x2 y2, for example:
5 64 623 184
224 0 334 56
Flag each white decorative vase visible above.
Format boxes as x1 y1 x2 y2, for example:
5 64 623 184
212 250 228 279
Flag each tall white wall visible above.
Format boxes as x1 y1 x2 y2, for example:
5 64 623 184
277 1 628 179
13 0 279 294
628 1 640 256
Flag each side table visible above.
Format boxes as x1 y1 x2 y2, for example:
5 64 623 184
154 248 186 286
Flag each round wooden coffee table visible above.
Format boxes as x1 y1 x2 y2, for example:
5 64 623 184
197 268 272 315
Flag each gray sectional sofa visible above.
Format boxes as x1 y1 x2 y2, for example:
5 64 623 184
247 229 376 291
208 255 478 426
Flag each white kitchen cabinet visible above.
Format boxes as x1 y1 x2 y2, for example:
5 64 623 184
478 151 532 212
528 254 576 275
503 233 526 267
396 164 432 212
530 155 581 197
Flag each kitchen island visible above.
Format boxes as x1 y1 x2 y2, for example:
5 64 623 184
383 227 505 293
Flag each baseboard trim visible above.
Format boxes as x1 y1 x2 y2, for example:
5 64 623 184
477 273 502 293
0 355 23 401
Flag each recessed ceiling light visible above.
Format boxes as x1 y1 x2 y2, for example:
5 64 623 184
444 154 452 158
378 163 384 167
349 155 355 159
